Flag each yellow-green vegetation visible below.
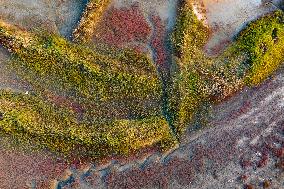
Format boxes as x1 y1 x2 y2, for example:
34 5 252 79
233 10 284 85
0 0 284 160
0 89 176 158
169 0 213 136
0 2 178 159
171 1 210 57
0 20 162 120
169 0 284 137
73 0 111 43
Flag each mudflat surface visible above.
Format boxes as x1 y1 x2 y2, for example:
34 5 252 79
197 0 277 55
0 0 86 37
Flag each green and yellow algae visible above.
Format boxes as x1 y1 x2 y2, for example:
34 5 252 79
169 0 284 137
234 10 284 85
0 89 176 158
0 19 163 120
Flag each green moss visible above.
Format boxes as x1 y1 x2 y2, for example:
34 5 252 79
233 10 284 85
0 1 284 159
0 90 177 159
0 25 163 119
0 19 177 158
169 1 212 137
170 2 284 137
171 1 210 57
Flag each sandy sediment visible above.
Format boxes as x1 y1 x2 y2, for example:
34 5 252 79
194 0 278 55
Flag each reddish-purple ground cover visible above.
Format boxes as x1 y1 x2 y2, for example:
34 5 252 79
102 123 283 189
150 14 169 69
0 148 68 189
45 91 84 115
92 3 171 71
94 4 151 48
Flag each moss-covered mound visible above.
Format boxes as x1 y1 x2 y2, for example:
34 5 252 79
0 89 176 159
234 10 284 85
169 1 284 137
0 20 163 120
0 18 177 159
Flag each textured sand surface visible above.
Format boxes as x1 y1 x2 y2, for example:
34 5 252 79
198 0 277 55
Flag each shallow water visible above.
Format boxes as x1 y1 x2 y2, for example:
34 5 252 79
54 0 88 38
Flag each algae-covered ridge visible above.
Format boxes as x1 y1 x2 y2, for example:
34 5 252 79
169 1 284 135
0 0 283 159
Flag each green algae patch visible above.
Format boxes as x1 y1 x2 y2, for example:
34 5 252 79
0 19 163 120
171 1 210 58
169 0 212 137
0 90 177 159
0 18 177 159
0 0 284 159
233 10 284 85
169 1 284 137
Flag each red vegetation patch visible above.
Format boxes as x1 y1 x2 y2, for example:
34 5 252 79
272 147 284 158
174 160 195 185
0 148 68 189
205 132 238 170
150 14 169 68
240 159 253 169
240 174 248 182
275 158 284 170
244 184 254 189
94 4 151 48
45 91 85 115
190 145 206 173
257 153 269 168
106 156 198 188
